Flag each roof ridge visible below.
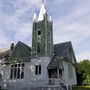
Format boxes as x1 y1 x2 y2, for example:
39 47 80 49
54 41 71 45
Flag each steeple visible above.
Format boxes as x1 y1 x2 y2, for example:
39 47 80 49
32 0 53 57
38 0 46 21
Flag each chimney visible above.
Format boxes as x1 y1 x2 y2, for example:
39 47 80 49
10 43 14 50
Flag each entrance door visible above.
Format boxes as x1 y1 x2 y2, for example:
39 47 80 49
48 69 58 85
48 69 57 78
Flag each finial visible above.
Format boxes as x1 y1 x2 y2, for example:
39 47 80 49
33 12 37 22
42 0 44 3
49 16 52 22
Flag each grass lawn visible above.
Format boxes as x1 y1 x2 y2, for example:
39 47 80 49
72 86 90 90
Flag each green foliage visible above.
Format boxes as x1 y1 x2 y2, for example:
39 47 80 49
76 60 90 85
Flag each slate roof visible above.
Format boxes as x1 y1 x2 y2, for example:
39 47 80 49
18 41 31 53
54 41 71 58
0 41 31 63
47 55 63 69
48 41 76 69
0 41 76 67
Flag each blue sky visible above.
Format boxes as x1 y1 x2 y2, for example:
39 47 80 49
0 0 90 62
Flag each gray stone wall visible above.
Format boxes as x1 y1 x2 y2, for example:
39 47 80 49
1 56 51 89
62 60 77 85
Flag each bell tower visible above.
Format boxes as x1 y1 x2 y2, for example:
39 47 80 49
32 1 53 57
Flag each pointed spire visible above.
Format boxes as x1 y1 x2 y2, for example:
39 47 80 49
33 12 37 22
38 0 46 21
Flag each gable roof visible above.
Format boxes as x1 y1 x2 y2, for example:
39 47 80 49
18 41 31 53
0 41 31 63
54 41 71 57
54 41 76 63
8 41 31 63
48 41 76 69
47 55 64 69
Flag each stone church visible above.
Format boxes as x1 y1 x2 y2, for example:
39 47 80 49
0 1 77 90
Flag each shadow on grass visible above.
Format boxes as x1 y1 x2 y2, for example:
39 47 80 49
72 86 90 90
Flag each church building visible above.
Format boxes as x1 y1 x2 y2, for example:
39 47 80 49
0 1 77 90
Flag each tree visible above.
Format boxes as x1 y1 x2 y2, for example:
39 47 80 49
76 60 90 85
